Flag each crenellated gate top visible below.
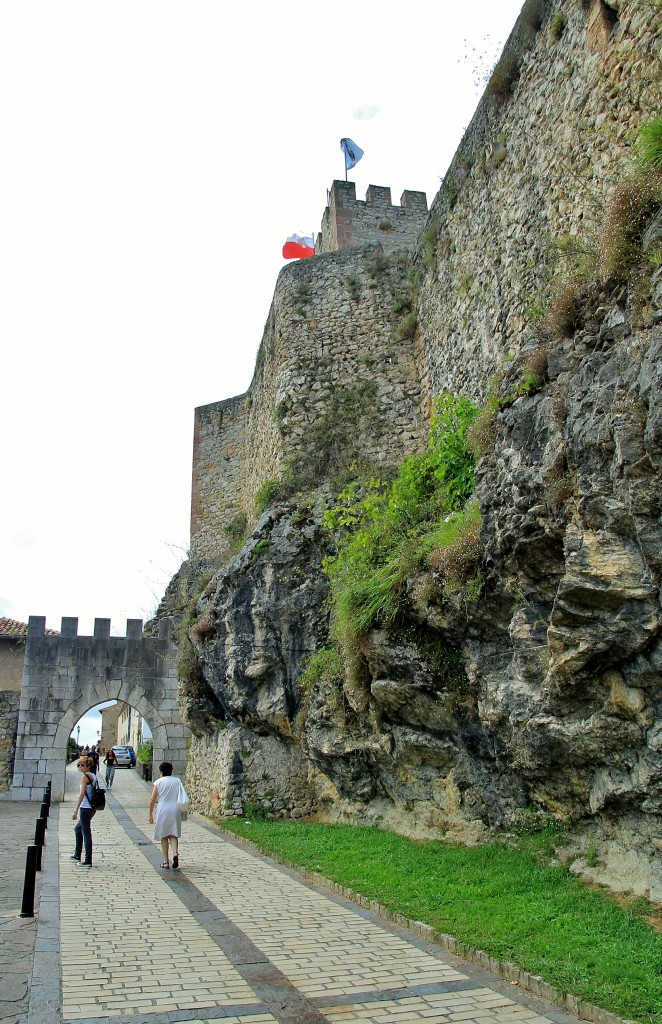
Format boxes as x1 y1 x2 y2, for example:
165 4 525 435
8 614 186 802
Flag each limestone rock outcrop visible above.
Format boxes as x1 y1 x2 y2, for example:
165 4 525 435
166 0 662 900
180 256 662 899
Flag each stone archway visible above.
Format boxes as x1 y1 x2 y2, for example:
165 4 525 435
11 616 189 801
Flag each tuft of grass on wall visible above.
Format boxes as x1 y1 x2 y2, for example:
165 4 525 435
636 116 662 170
550 11 567 40
599 170 662 279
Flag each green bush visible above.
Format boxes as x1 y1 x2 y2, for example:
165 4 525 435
224 512 248 552
324 394 480 653
138 739 153 764
254 478 291 516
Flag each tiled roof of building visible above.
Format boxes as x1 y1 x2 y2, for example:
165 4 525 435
0 617 60 637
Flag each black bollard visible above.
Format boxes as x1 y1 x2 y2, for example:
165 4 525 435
20 845 38 918
40 802 49 828
34 818 45 871
44 787 51 808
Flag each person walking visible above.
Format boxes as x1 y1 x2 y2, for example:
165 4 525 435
71 756 97 868
148 761 189 869
103 747 117 788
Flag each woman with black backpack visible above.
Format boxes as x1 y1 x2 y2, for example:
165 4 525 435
70 756 99 868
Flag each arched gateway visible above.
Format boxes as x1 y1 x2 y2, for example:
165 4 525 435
10 615 189 801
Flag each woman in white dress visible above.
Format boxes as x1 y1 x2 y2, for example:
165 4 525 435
148 761 189 869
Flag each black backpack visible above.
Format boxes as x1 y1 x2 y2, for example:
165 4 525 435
86 773 106 811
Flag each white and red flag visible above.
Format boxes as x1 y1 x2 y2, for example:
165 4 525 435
282 233 315 260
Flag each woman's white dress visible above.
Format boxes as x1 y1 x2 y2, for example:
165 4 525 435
152 775 187 839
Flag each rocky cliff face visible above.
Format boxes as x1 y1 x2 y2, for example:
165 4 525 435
180 246 662 898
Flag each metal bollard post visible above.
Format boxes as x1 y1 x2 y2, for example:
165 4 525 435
44 787 51 807
34 818 45 871
40 801 49 828
20 845 38 918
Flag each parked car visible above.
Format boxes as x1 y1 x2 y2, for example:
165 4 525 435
111 745 133 767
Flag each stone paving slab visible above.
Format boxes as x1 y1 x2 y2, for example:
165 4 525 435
4 766 588 1024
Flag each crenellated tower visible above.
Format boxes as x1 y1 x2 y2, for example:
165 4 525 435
316 180 428 254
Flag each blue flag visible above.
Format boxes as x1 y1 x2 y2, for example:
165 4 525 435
340 138 364 171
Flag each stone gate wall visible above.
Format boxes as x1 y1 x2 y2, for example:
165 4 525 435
10 616 188 802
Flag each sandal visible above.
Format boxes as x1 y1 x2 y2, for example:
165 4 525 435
160 862 170 868
173 855 179 869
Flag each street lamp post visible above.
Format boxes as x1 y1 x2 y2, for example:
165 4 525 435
76 725 80 747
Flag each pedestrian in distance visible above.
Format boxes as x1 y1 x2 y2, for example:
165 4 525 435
89 744 100 771
71 756 98 868
103 747 117 788
148 761 189 870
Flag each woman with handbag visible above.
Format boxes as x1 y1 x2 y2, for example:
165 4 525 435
148 761 189 869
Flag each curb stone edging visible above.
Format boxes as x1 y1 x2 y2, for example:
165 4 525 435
218 826 638 1024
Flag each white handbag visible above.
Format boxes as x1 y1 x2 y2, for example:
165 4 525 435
177 781 190 821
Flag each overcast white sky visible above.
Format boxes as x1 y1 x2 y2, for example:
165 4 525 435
1 1 523 644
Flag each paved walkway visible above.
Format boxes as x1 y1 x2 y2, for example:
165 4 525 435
1 767 582 1024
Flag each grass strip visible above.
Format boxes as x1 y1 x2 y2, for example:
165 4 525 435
220 819 662 1024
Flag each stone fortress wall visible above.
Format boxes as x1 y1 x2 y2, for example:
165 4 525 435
190 395 249 565
190 0 660 567
181 0 661 827
191 245 430 563
416 0 660 403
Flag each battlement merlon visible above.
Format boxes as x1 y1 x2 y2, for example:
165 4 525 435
26 615 171 640
316 180 428 255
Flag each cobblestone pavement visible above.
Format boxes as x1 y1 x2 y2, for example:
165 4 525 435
4 767 584 1024
0 800 44 1024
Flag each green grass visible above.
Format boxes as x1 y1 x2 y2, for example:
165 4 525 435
220 819 662 1024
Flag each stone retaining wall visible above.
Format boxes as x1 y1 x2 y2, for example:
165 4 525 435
0 691 19 792
185 723 316 821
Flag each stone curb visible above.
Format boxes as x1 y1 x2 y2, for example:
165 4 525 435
220 828 637 1024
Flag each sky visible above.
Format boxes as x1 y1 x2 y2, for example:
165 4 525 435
72 700 152 748
1 0 524 642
